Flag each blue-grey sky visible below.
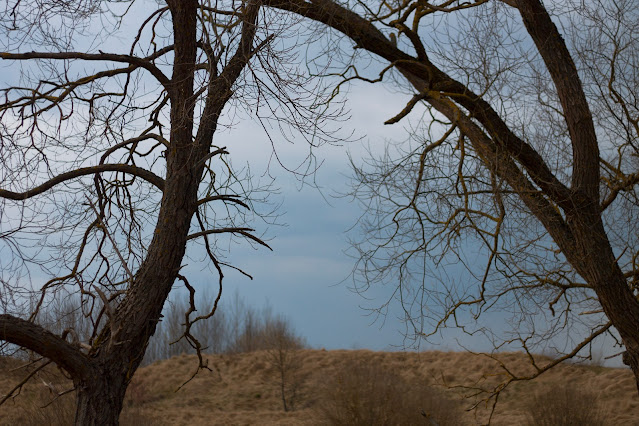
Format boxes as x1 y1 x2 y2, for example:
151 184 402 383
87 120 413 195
182 83 418 351
182 69 622 365
0 2 624 367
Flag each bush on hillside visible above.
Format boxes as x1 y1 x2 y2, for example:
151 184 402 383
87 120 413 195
316 362 463 426
524 383 606 426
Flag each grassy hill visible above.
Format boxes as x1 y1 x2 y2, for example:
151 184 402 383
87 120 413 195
1 349 637 425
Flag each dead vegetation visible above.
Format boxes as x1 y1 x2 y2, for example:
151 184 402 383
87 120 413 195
523 383 607 426
315 362 462 425
1 349 637 425
0 357 154 425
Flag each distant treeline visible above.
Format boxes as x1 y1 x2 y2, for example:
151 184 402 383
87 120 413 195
5 291 304 365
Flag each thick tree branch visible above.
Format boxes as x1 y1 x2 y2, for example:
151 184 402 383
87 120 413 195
0 164 165 200
194 0 263 151
0 49 172 88
424 94 576 254
264 0 573 211
515 0 600 200
0 314 93 381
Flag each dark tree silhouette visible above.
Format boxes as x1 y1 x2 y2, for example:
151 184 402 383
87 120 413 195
263 0 639 403
0 0 334 423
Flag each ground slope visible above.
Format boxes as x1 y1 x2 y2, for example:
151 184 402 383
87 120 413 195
1 350 637 425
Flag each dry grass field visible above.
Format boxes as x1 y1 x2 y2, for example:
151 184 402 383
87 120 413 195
1 349 637 425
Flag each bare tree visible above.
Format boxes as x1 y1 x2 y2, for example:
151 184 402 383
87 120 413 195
261 313 306 412
0 1 334 423
263 0 639 403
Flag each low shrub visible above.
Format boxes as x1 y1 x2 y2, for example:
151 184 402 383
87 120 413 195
524 383 606 426
316 362 463 426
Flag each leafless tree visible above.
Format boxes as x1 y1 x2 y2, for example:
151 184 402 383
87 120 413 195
263 0 639 406
0 0 336 423
261 313 305 412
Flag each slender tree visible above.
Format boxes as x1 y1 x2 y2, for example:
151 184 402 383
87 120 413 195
264 0 639 402
0 0 332 423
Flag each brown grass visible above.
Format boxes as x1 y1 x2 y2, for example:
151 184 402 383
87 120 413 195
1 350 637 425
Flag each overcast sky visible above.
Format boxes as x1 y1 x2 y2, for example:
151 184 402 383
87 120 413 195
180 82 422 351
0 2 622 366
0 2 431 353
182 59 620 364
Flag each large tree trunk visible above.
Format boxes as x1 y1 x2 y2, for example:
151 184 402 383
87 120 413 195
587 258 639 394
570 213 639 393
74 370 127 425
74 2 200 422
